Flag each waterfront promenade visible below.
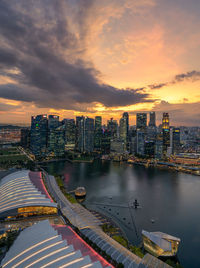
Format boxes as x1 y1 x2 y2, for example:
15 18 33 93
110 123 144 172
42 169 172 268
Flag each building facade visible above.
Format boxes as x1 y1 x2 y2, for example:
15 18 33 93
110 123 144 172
94 116 102 151
62 119 76 150
84 117 94 152
75 116 85 152
149 112 156 127
20 128 30 148
136 131 145 156
136 113 147 131
30 115 48 156
162 113 170 156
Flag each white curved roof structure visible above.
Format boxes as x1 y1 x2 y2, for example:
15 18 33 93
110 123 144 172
1 220 103 268
0 170 57 219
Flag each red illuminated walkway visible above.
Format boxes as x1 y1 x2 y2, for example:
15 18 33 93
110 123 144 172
29 171 53 202
52 224 113 267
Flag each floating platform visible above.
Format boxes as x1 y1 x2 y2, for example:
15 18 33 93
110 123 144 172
75 186 86 199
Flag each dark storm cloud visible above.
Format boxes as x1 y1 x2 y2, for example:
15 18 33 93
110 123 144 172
174 70 200 82
0 0 152 110
0 48 18 67
148 70 200 90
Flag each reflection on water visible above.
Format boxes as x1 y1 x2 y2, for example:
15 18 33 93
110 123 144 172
43 160 200 268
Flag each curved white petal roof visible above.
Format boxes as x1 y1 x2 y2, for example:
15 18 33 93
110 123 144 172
0 170 57 217
1 220 103 268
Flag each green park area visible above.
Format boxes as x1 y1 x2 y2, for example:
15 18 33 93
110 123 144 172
113 236 144 258
0 147 30 169
0 147 19 155
102 224 119 235
101 224 144 258
55 176 77 204
112 235 129 248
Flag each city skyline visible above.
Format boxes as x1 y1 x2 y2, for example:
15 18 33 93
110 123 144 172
3 110 198 128
0 1 200 126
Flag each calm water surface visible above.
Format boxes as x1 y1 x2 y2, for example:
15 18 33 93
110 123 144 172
44 160 200 268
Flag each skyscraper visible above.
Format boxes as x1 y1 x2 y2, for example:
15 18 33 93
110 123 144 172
48 115 60 130
136 113 147 130
21 128 30 148
62 119 76 149
107 118 118 139
30 115 48 156
147 112 157 142
120 112 129 150
162 113 170 156
75 116 85 152
123 112 129 138
149 112 156 127
171 127 181 154
48 115 62 155
101 129 111 154
119 117 127 143
162 113 169 129
84 117 94 152
48 125 65 157
94 116 102 151
136 131 145 156
155 138 163 159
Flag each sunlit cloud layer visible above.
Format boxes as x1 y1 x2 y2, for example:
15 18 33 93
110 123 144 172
0 0 199 125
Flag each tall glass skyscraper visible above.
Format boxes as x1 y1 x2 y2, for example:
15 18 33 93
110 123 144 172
119 117 127 142
47 115 65 157
94 116 102 151
136 131 145 156
162 113 169 129
149 112 156 127
123 112 129 138
48 125 65 157
75 116 85 152
30 115 48 156
48 115 60 130
107 118 118 139
171 127 181 154
162 113 170 156
84 117 94 152
21 128 30 148
62 119 76 147
101 129 111 154
119 112 129 151
136 113 147 130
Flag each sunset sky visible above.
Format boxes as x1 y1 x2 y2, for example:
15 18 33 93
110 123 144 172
0 0 200 126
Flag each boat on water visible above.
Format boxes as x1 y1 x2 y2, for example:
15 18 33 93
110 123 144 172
75 187 86 199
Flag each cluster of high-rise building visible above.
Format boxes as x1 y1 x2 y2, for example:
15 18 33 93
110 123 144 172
20 112 194 159
133 112 181 158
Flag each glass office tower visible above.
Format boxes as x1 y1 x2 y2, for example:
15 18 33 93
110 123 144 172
136 113 147 130
162 113 170 156
30 115 48 156
84 117 94 152
94 116 102 151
